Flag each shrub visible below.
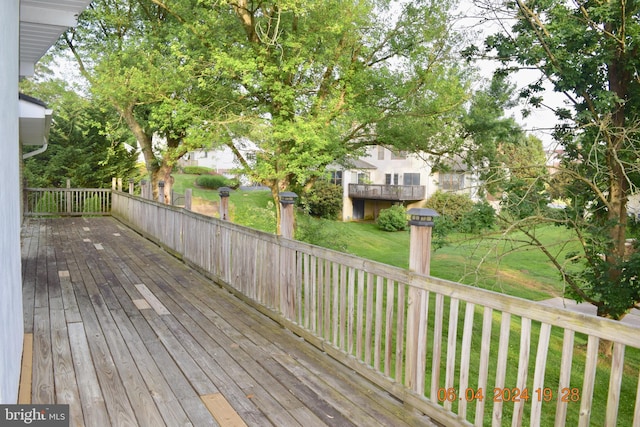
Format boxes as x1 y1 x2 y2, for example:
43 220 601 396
459 201 496 233
376 205 408 232
195 174 233 189
303 181 343 219
425 191 475 222
182 166 213 175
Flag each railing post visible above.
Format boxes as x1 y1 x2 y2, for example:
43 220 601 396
405 208 439 393
279 191 298 239
66 179 72 214
185 188 192 211
158 180 165 204
112 177 117 190
278 191 298 319
117 178 123 192
140 180 148 199
128 179 135 195
219 187 230 220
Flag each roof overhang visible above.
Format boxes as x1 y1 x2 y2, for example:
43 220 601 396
19 0 92 77
19 93 52 146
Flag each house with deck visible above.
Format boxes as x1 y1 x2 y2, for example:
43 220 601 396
334 146 482 221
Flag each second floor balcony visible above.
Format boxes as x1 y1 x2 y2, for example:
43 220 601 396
348 183 425 201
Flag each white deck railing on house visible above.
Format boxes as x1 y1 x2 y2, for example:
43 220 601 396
106 191 639 426
24 188 111 216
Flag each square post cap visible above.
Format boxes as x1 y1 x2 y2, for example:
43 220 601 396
218 187 231 198
407 208 439 227
279 191 298 205
158 180 165 187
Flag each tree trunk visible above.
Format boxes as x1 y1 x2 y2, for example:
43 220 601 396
271 184 282 235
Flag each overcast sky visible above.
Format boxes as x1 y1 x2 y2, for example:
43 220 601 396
455 0 567 150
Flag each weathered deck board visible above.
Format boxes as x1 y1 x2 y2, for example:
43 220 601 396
21 217 436 426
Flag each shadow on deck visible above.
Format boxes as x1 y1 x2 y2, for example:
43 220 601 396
21 217 436 426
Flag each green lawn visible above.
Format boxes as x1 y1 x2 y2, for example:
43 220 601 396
172 173 575 300
169 173 637 425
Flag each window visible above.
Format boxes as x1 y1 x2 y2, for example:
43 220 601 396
357 172 370 184
330 170 343 186
403 173 420 185
377 146 385 160
439 173 465 191
385 173 399 185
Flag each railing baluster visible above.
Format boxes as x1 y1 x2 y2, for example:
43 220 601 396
492 312 511 427
578 335 600 426
105 192 640 427
444 297 459 412
605 342 625 425
512 317 531 427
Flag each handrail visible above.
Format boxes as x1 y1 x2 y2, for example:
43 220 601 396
24 188 111 216
110 191 640 427
348 183 425 200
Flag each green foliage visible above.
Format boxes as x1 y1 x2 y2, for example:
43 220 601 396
82 195 102 213
376 205 408 232
182 166 213 175
459 201 496 234
35 193 60 214
476 0 640 317
302 181 343 220
195 175 235 189
425 191 475 223
20 78 138 188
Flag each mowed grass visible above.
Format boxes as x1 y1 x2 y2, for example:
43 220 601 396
172 173 575 299
323 220 576 301
170 173 638 424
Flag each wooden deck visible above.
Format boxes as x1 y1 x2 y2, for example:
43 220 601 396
20 217 436 427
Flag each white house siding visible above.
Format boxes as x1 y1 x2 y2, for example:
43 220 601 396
337 147 482 221
0 0 24 404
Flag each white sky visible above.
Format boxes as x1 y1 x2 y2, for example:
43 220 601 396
455 0 567 150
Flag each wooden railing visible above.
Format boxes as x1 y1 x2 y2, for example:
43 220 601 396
349 183 426 201
110 191 639 426
24 188 111 216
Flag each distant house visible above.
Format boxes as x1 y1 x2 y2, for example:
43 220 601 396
331 146 481 221
179 141 258 185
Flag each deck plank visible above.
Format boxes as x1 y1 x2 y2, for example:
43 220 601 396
21 217 436 427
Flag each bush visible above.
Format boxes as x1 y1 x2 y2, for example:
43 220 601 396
195 174 234 189
376 205 408 232
425 191 475 222
303 181 343 219
459 201 496 233
182 166 213 175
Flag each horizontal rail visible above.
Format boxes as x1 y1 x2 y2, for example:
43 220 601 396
111 191 640 426
349 183 425 200
24 188 111 216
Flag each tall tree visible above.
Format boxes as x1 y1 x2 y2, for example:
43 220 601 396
61 0 470 232
471 0 640 324
61 0 204 199
152 0 470 232
20 77 138 188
